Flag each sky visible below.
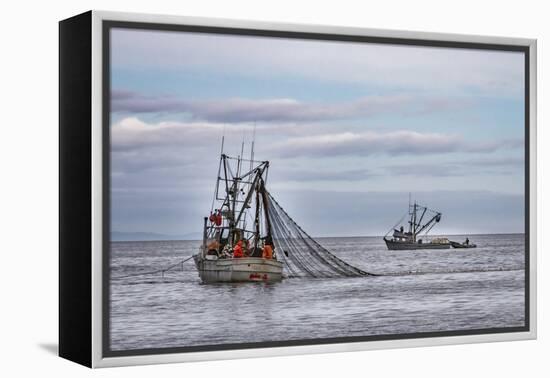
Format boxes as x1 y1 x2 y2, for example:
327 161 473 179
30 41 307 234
109 28 526 238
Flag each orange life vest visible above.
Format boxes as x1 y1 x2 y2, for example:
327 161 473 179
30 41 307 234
262 244 273 259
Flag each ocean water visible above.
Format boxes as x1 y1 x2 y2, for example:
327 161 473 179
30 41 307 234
109 234 525 351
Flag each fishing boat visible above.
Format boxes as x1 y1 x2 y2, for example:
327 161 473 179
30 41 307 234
383 199 450 250
193 141 283 283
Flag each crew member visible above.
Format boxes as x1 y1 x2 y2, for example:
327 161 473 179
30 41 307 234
215 209 222 226
262 242 273 259
208 210 221 225
233 240 244 258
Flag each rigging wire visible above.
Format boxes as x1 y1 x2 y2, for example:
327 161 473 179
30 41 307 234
384 213 407 238
112 255 195 280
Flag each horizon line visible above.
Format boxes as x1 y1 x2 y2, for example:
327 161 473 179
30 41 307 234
111 231 526 243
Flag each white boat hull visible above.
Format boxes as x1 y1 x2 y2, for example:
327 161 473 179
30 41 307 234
193 255 283 283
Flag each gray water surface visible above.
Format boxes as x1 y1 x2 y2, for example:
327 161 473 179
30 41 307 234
109 234 525 351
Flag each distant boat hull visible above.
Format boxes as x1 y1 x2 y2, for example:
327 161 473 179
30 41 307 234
384 238 451 250
450 241 477 249
193 255 283 283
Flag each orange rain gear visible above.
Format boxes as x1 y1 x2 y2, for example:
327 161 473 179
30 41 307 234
262 244 273 259
209 211 223 226
233 241 244 258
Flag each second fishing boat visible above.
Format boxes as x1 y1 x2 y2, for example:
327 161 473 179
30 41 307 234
383 199 450 250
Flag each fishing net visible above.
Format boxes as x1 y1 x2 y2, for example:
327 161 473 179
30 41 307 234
266 192 374 278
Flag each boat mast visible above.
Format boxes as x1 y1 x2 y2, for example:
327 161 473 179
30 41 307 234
254 186 261 251
259 175 272 243
221 154 235 243
412 202 417 242
408 193 413 235
249 122 256 194
212 135 225 213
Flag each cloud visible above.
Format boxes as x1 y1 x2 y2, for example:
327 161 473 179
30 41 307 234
111 117 227 151
463 139 525 153
385 156 524 178
385 164 461 177
112 90 468 123
111 116 316 154
461 156 525 167
111 29 524 98
271 130 522 158
107 30 526 236
112 91 187 114
111 89 137 100
109 117 525 236
112 117 523 160
277 168 375 182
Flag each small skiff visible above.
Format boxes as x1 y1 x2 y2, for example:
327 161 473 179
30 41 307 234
450 241 477 249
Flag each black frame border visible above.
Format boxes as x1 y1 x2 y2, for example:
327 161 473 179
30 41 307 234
101 20 531 358
59 11 93 367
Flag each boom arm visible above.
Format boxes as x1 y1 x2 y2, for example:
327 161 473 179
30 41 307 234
233 163 268 227
416 212 442 235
